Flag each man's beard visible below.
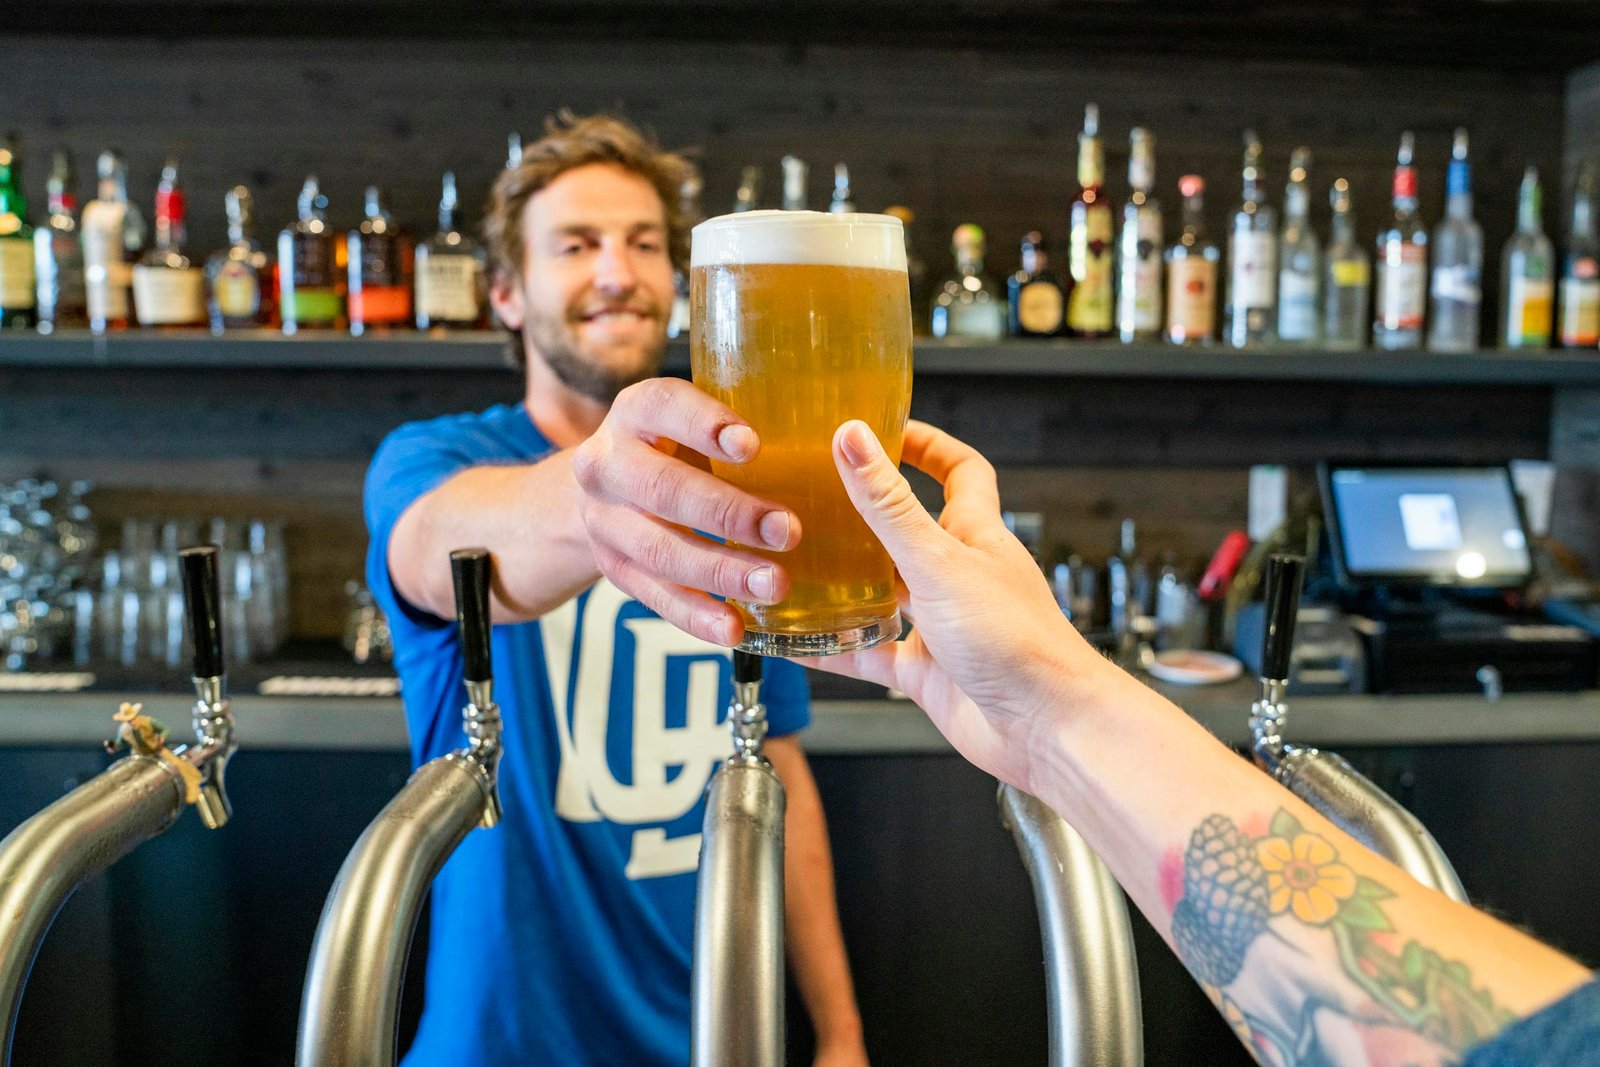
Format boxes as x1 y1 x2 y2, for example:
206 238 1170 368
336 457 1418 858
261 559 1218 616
523 301 667 406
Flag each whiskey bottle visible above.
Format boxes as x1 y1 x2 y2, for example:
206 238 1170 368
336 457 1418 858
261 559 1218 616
1559 160 1599 349
1117 127 1162 343
1323 179 1370 350
829 163 855 214
348 186 412 336
131 159 206 328
884 205 930 335
733 166 761 213
415 171 486 330
0 139 38 330
81 149 138 333
1164 175 1219 345
1500 165 1554 349
1427 129 1483 353
507 132 523 170
1276 147 1320 344
1374 131 1428 350
1008 231 1069 338
1226 130 1276 347
34 148 87 333
1067 104 1114 338
278 175 343 334
931 224 1004 340
667 173 702 339
781 156 808 212
205 185 274 332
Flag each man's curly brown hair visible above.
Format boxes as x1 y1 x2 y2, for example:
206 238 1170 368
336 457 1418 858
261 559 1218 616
484 112 698 367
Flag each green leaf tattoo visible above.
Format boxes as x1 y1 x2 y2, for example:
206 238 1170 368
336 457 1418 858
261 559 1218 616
1170 808 1516 1059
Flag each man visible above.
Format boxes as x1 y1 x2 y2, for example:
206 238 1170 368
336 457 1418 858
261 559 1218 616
364 113 867 1065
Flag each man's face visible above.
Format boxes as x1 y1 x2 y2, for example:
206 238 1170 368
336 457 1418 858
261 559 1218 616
492 162 676 406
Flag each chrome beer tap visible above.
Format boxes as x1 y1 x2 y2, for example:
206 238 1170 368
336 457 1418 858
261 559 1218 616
997 787 1144 1066
0 544 236 1064
691 650 786 1067
1249 555 1467 901
297 548 503 1066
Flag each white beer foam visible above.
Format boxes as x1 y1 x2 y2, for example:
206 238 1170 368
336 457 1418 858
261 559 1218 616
691 210 907 272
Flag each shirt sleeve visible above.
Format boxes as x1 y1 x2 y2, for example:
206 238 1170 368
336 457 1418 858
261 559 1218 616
1461 976 1600 1067
759 656 812 738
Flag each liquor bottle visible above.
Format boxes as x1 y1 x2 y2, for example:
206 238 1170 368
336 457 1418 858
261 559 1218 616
1117 127 1162 343
1007 231 1069 338
1500 165 1554 349
415 171 486 330
1226 131 1277 347
1324 178 1370 350
347 186 412 336
1427 129 1484 353
0 139 37 330
667 173 702 339
1276 147 1320 345
205 185 273 332
81 150 139 333
884 205 930 335
506 132 523 170
34 149 87 333
278 176 342 334
1558 160 1599 349
1067 104 1114 338
1164 175 1219 345
1374 132 1428 350
131 159 206 328
781 156 808 212
829 163 855 214
930 223 1004 340
733 166 761 213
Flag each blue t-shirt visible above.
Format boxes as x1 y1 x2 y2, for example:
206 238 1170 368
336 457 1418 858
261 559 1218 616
363 402 811 1067
1463 977 1600 1066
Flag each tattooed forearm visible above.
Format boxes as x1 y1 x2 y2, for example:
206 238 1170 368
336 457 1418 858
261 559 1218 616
1169 808 1515 1065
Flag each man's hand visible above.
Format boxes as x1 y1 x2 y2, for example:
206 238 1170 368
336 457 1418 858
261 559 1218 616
571 378 802 647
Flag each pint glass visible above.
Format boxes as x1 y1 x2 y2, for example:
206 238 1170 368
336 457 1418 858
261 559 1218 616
690 210 912 656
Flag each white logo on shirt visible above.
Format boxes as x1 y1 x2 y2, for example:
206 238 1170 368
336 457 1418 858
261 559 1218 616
541 581 731 879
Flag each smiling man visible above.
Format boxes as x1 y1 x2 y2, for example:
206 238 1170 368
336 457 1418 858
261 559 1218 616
363 114 867 1066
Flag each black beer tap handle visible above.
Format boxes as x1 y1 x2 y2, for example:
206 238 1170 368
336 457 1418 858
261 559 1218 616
733 650 762 686
451 548 494 684
179 545 225 679
1261 554 1306 683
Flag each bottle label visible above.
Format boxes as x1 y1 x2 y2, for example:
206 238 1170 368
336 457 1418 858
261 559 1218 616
417 254 483 323
282 287 343 325
1508 276 1554 346
0 238 37 310
131 265 206 325
213 261 261 319
1229 231 1275 310
1017 280 1065 334
1068 204 1114 332
1431 263 1481 304
1561 257 1600 346
82 202 131 322
349 285 413 324
1378 244 1426 330
1118 208 1163 333
1331 258 1369 288
1165 257 1216 341
1277 269 1318 340
37 231 87 313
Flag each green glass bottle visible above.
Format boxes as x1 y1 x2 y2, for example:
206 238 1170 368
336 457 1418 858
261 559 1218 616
0 138 39 330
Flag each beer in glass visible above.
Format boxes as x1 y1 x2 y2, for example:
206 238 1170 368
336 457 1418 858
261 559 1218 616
690 210 912 656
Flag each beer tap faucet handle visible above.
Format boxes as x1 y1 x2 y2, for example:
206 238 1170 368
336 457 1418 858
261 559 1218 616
451 548 494 689
1260 553 1306 686
733 650 762 687
179 545 224 683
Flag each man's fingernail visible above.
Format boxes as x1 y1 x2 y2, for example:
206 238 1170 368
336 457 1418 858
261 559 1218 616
747 565 776 601
759 511 792 550
839 421 881 468
717 424 758 461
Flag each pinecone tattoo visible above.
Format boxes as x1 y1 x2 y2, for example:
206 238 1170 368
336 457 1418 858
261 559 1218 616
1171 814 1271 988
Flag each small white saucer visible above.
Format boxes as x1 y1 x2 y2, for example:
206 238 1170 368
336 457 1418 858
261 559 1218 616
1146 650 1244 686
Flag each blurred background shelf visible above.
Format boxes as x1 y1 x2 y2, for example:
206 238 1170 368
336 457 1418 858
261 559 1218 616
5 331 1600 384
